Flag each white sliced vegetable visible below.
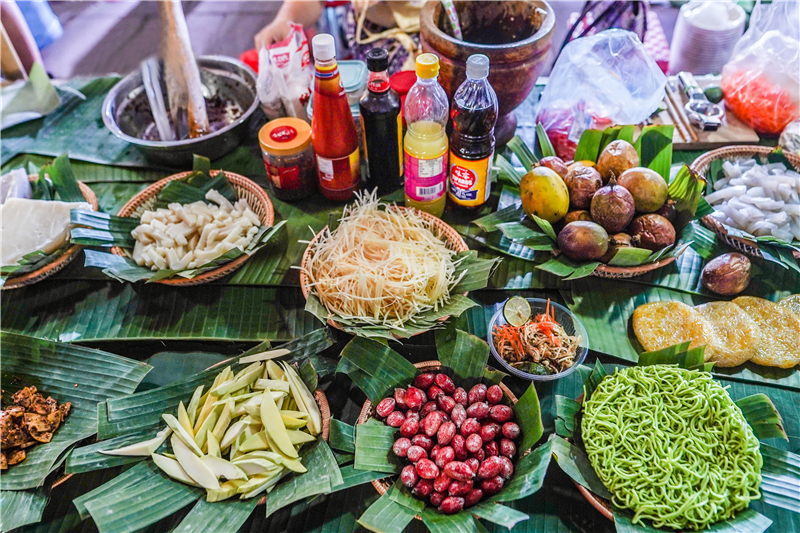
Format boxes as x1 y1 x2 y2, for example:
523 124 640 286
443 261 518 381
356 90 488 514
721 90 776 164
240 430 269 453
171 434 220 490
206 430 221 458
194 404 223 450
200 455 248 481
239 348 291 364
260 390 298 458
206 479 246 502
266 360 284 380
234 458 281 476
232 450 284 464
220 419 250 449
211 363 263 397
151 453 201 487
211 398 235 444
254 379 291 392
186 385 204 427
286 429 316 445
281 363 321 436
162 414 203 456
177 401 194 437
100 427 172 456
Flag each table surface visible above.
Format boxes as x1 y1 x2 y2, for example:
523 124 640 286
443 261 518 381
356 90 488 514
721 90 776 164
1 77 798 533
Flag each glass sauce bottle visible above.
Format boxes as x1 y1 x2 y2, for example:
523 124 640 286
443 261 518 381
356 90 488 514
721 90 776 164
359 48 403 195
404 53 449 218
310 33 360 201
448 54 498 210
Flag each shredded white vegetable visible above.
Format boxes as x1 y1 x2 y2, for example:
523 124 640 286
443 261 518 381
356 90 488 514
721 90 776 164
301 190 465 330
131 190 260 271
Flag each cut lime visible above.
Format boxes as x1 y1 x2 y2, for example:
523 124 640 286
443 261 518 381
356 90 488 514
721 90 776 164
503 297 531 327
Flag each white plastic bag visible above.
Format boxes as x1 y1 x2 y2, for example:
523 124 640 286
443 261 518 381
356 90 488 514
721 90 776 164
535 29 666 160
721 0 800 136
257 22 313 121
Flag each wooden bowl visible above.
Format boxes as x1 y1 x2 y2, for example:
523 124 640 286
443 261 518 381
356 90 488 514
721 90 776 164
356 360 518 502
111 170 275 286
2 176 99 290
299 207 469 334
691 145 800 260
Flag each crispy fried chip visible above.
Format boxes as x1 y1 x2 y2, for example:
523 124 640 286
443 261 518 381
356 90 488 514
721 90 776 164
778 294 800 319
696 302 759 367
632 302 717 356
733 296 800 369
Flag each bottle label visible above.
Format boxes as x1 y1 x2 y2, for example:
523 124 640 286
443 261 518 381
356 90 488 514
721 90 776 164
317 150 360 191
448 152 494 206
265 161 300 190
405 151 447 202
397 114 404 175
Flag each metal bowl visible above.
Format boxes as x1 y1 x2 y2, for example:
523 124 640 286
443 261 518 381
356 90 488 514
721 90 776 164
102 55 259 167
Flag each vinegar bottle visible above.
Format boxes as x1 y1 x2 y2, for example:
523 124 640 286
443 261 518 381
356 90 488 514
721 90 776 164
359 48 403 195
404 53 449 218
448 54 498 210
311 33 360 201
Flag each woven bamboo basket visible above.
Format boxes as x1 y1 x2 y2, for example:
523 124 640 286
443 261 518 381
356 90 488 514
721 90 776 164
691 145 800 260
112 170 274 286
2 176 99 290
356 360 519 511
299 207 469 333
571 393 613 520
592 255 680 279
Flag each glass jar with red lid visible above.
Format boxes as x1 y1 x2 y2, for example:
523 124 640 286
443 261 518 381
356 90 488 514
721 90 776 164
258 118 318 201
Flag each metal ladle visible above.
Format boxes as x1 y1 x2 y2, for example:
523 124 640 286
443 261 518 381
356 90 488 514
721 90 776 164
678 71 724 131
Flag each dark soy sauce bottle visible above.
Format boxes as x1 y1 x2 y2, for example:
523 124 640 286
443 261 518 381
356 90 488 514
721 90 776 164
359 48 403 194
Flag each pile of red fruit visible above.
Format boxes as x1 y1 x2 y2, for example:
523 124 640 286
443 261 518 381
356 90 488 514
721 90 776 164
375 372 521 514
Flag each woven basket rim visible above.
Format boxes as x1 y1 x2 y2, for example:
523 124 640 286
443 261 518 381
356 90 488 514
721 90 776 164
2 176 99 290
570 393 613 520
691 145 800 260
355 360 520 509
299 207 470 334
111 170 275 286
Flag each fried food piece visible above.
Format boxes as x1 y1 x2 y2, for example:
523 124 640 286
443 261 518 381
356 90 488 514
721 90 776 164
7 448 26 465
632 302 718 358
696 302 760 367
778 294 800 319
1 452 6 470
733 296 800 369
1 387 71 468
10 386 37 408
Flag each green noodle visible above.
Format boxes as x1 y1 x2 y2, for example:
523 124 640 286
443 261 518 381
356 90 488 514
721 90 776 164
581 366 762 531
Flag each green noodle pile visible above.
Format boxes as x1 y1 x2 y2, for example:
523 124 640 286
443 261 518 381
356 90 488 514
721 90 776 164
581 366 762 531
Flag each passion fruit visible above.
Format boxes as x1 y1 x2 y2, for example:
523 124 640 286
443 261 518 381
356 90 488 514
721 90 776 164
590 179 636 233
599 233 633 263
564 166 603 210
656 199 676 222
520 167 569 223
558 221 609 261
596 140 639 183
538 156 569 180
618 167 668 213
564 210 593 225
701 253 752 295
628 214 676 251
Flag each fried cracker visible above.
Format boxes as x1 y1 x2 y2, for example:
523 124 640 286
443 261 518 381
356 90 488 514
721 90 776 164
695 302 759 367
733 296 800 369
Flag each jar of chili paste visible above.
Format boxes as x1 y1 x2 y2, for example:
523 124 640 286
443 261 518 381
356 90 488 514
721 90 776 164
258 118 317 201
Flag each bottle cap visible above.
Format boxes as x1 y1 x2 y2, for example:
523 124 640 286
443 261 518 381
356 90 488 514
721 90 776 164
259 118 312 156
415 53 440 78
466 54 490 79
312 34 336 61
365 48 389 72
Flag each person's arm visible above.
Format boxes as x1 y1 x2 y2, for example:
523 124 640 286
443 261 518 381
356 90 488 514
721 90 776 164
255 0 324 49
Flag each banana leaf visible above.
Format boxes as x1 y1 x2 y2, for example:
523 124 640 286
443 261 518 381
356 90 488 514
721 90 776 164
554 395 581 439
0 333 151 491
637 341 703 368
535 123 556 159
0 489 48 532
493 154 523 186
472 206 525 233
612 508 772 533
578 361 608 405
353 422 401 474
760 445 800 513
73 461 153 520
435 325 490 388
335 465 389 492
337 337 418 404
485 439 553 504
330 419 356 454
549 435 612 500
357 485 416 533
172 497 259 533
65 429 161 473
0 246 70 282
507 135 537 172
514 384 544 453
572 125 674 182
420 508 478 533
387 483 425 512
537 257 601 280
471 502 530 529
736 395 788 442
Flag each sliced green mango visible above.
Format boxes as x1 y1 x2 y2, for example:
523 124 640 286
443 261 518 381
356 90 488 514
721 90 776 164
162 414 203 456
186 385 204 427
194 403 223 450
254 379 291 392
99 427 172 457
240 470 288 499
239 348 290 365
280 415 308 430
220 419 249 450
211 363 263 397
171 434 219 490
282 362 321 436
151 453 200 487
177 401 194 437
206 430 221 458
266 360 284 380
232 450 284 464
240 430 269 453
286 429 316 445
206 479 246 502
234 458 281 477
200 455 247 481
211 398 235 446
279 410 309 420
260 390 298 458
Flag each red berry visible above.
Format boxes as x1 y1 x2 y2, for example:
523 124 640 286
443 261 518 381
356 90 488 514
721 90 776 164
434 472 453 493
444 461 475 482
500 438 516 458
407 445 427 463
471 447 486 462
411 434 433 452
414 373 435 389
437 421 456 446
420 401 439 417
452 434 468 460
450 404 467 428
502 422 520 440
480 423 498 443
413 478 434 497
415 459 439 479
466 402 489 420
431 444 440 460
376 398 396 418
464 488 483 507
435 373 456 394
400 465 418 487
393 437 412 458
480 475 504 495
498 456 514 479
453 387 468 407
448 479 473 496
405 411 420 423
486 385 503 405
477 456 505 479
465 433 483 453
435 446 455 469
404 386 426 410
427 385 444 400
422 411 444 437
489 404 514 423
484 441 499 457
439 496 465 514
394 388 408 409
468 384 487 404
386 411 405 427
430 490 446 507
460 418 481 436
437 395 456 413
465 457 480 474
400 417 419 438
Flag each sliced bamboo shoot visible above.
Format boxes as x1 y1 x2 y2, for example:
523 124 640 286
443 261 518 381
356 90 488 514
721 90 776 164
171 434 219 490
186 385 204 427
206 480 246 502
152 453 200 487
162 414 203 456
200 455 248 481
100 427 172 456
239 348 291 364
177 401 194 437
260 390 298 458
254 379 290 393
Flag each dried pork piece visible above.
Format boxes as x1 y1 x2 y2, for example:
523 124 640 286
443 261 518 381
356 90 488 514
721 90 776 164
0 387 71 467
10 386 38 408
29 395 58 415
23 413 55 443
7 448 26 465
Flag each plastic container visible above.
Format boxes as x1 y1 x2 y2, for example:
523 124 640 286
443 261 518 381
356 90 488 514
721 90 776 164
258 117 317 201
487 298 589 382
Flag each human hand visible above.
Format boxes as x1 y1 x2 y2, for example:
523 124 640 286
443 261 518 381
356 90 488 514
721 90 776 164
255 19 291 50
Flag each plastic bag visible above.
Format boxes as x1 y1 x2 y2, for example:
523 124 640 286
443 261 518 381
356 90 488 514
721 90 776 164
257 22 312 121
721 0 800 136
535 29 666 160
780 118 800 156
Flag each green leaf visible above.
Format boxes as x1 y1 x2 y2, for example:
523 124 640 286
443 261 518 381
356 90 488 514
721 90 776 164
495 221 539 242
607 247 652 266
471 502 529 529
330 419 356 453
337 337 418 404
354 422 401 474
529 215 558 242
471 205 524 233
634 125 674 182
0 333 151 490
507 135 537 171
421 506 478 533
173 497 258 533
581 361 608 404
333 465 389 492
695 197 715 219
613 507 773 533
71 210 139 232
358 488 416 533
515 383 544 452
537 256 600 279
535 122 556 159
298 357 318 391
736 395 788 442
435 326 491 388
493 154 523 186
193 154 211 177
0 488 48 532
43 153 85 202
760 444 800 514
555 395 580 439
487 439 552 503
549 435 613 500
387 482 425 512
667 165 705 236
574 129 604 163
638 341 704 369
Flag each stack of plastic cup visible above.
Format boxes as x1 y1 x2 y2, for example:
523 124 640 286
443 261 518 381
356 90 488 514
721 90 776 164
668 1 746 75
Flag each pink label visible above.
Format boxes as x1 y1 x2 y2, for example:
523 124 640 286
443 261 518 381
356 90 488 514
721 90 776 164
404 152 447 202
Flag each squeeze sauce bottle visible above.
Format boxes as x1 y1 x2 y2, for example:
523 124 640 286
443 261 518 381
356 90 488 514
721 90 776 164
310 33 360 201
403 53 449 218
